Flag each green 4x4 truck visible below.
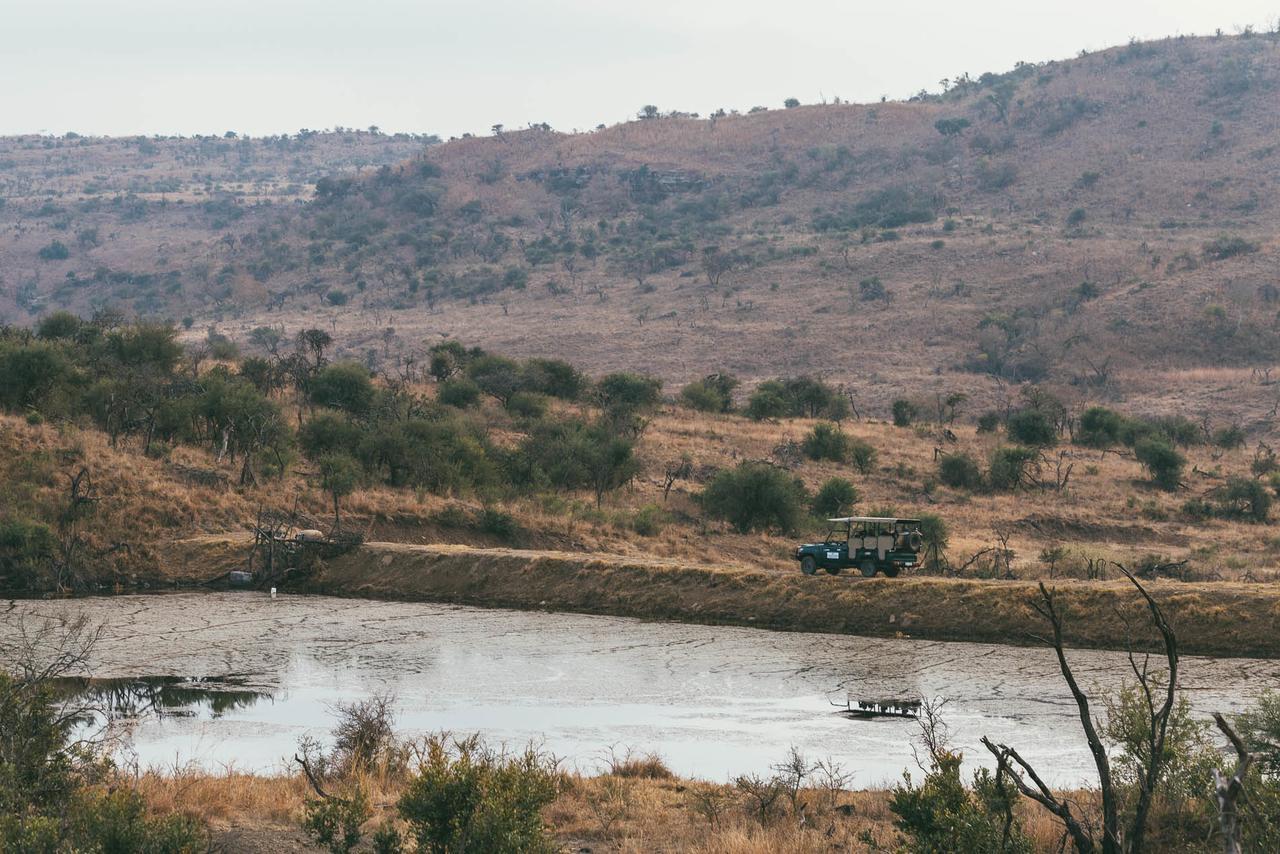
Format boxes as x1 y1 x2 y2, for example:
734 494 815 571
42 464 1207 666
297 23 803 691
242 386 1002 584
795 517 924 578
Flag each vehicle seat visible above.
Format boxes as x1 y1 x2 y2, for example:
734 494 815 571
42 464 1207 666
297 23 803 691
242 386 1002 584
876 535 894 559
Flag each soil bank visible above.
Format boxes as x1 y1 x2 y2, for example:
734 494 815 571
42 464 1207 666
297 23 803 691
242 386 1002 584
159 535 1280 658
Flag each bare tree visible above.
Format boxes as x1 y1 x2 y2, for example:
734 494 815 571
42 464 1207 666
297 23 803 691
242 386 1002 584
982 566 1177 854
1211 713 1257 854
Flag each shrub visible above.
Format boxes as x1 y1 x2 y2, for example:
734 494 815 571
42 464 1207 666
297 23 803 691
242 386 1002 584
437 376 481 408
938 453 982 490
478 507 520 540
811 477 858 518
987 446 1037 491
1066 207 1087 226
521 358 585 400
397 735 559 854
467 355 522 405
0 518 57 590
326 289 350 306
679 373 738 413
505 391 547 421
975 160 1017 191
309 362 376 416
847 438 878 474
595 372 662 413
0 667 206 852
976 411 1001 433
802 422 849 461
918 514 949 571
745 377 846 421
516 418 639 506
1217 476 1271 522
1203 235 1259 261
1134 437 1184 490
1078 406 1124 447
744 383 788 420
701 462 808 533
631 503 668 536
1212 424 1245 450
303 788 370 854
37 240 70 261
1006 409 1057 446
891 751 1031 853
892 398 917 427
297 413 361 460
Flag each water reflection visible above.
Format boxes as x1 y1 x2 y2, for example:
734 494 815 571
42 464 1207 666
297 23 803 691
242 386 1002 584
50 675 270 718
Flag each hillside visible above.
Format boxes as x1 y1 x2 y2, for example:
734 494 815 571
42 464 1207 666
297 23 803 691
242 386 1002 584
2 34 1279 430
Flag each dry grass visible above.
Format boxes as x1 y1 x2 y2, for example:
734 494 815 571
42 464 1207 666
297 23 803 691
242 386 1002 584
133 763 1091 853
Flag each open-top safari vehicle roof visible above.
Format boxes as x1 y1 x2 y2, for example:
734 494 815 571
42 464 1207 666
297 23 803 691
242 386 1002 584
825 516 922 526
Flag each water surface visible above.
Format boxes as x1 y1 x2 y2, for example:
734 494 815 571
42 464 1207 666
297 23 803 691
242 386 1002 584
5 592 1275 786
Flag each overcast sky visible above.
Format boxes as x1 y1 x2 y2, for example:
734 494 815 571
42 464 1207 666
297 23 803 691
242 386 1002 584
3 1 1276 138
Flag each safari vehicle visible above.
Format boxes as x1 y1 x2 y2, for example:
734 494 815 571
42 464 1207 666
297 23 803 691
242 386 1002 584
795 517 924 578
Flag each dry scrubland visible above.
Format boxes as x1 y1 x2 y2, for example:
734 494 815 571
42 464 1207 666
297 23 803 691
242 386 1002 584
7 395 1275 583
8 363 1279 655
133 763 1077 854
2 37 1279 428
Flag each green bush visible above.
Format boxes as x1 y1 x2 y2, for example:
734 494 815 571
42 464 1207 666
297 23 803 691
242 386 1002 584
397 735 559 854
701 462 808 533
1212 424 1245 449
976 411 1001 433
521 358 585 400
309 362 376 416
1216 476 1271 522
436 377 480 409
37 240 70 261
745 377 845 421
302 788 370 854
631 503 669 536
811 477 858 518
891 751 1031 853
678 373 738 413
1134 437 1184 490
515 419 638 506
505 391 547 421
0 668 206 852
1078 406 1124 447
1006 409 1057 446
802 422 849 461
744 384 788 420
918 513 949 571
847 438 878 474
477 507 520 540
892 399 917 427
0 518 57 590
1203 235 1259 261
938 453 982 490
987 446 1037 491
299 413 363 460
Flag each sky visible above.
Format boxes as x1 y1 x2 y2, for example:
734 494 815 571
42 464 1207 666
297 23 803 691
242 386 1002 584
2 0 1276 139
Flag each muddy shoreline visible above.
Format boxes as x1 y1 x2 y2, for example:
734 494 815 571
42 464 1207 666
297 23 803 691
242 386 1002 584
149 535 1280 659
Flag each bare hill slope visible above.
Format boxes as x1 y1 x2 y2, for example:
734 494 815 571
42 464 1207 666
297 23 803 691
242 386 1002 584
3 34 1279 425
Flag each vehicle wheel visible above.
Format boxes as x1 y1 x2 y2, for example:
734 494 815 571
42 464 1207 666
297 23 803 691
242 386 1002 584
800 556 817 575
860 560 878 578
825 565 842 576
883 566 901 578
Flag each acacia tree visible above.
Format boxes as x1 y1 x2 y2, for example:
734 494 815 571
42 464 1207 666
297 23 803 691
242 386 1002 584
981 567 1178 854
318 453 361 530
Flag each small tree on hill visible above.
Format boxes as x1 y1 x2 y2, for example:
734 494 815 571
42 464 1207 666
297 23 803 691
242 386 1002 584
1135 437 1184 491
811 477 858 518
701 462 807 533
319 453 361 529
